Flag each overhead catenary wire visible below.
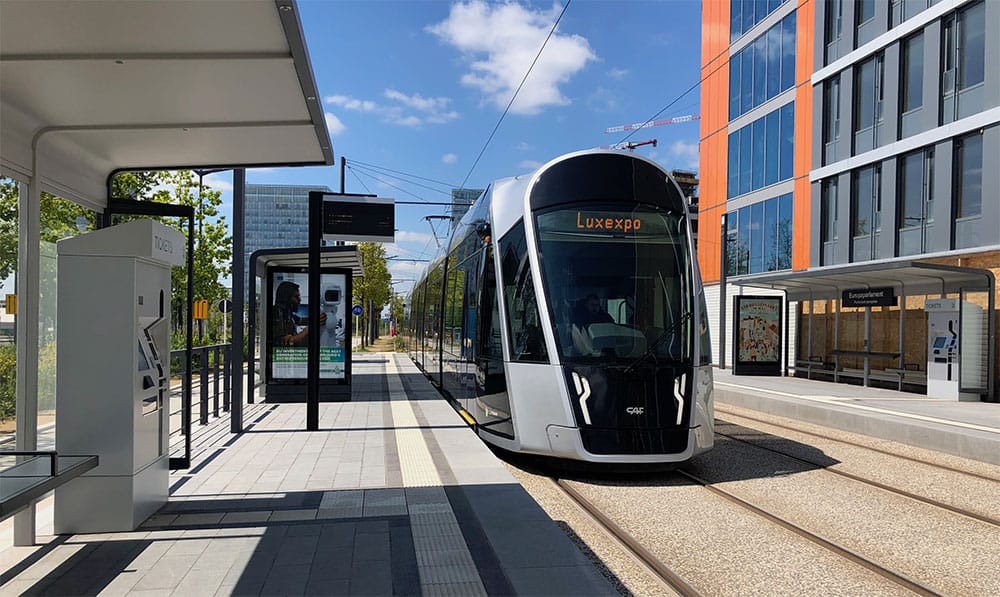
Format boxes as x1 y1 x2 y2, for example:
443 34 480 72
459 0 572 190
347 159 458 190
349 162 454 199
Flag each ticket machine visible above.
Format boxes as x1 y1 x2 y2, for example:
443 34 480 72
925 298 984 401
54 219 185 532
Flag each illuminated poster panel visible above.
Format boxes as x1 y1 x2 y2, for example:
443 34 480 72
733 295 782 376
268 270 347 380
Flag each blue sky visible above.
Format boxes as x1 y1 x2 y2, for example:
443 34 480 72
206 0 703 295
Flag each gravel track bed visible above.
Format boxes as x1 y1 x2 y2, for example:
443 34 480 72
562 475 910 596
716 403 1000 481
716 410 1000 523
503 462 676 597
687 435 1000 596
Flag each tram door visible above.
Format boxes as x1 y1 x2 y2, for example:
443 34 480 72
475 244 512 436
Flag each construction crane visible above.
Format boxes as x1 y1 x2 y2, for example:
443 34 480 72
604 114 700 134
602 139 658 151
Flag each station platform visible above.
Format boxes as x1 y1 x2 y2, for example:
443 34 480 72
1 352 613 596
713 368 1000 466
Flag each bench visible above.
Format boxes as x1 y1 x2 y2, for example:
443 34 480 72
885 366 927 391
0 451 98 520
793 357 833 380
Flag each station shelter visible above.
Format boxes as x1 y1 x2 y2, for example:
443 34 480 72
1 0 335 545
248 247 364 403
731 260 997 403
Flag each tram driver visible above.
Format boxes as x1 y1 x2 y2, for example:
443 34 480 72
571 293 613 355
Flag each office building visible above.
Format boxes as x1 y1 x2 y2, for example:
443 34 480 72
700 0 999 401
450 188 484 231
243 183 333 279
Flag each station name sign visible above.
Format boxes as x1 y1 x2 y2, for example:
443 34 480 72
842 286 896 307
316 193 395 243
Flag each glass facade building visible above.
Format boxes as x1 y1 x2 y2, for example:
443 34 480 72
243 183 333 279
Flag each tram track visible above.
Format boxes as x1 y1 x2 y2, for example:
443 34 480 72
548 476 700 597
716 405 1000 483
713 422 1000 528
673 468 942 597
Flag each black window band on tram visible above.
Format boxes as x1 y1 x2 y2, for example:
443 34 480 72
529 153 686 212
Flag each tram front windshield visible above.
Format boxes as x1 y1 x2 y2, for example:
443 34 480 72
536 203 691 364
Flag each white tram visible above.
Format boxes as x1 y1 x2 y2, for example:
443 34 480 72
406 150 714 465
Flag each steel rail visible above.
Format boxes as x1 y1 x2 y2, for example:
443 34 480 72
551 478 701 597
675 469 941 597
716 406 1000 483
714 424 1000 528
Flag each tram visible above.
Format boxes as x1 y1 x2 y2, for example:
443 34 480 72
405 149 714 465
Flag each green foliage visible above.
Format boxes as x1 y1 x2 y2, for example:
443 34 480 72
0 345 15 420
351 243 392 345
0 180 18 285
393 336 408 353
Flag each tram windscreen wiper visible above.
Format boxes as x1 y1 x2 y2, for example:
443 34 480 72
622 310 693 374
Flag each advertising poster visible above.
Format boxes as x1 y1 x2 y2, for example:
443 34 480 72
269 271 346 380
733 296 782 376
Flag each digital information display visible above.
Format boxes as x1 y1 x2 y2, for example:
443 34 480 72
318 193 395 243
733 295 783 376
268 270 347 380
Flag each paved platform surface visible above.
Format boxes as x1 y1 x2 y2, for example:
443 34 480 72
714 368 1000 466
1 352 613 596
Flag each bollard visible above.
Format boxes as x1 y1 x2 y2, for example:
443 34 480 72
199 348 209 425
223 344 231 412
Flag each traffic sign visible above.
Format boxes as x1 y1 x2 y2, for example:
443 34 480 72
352 304 364 316
219 299 233 313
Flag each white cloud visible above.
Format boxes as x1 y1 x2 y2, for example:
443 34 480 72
607 67 629 80
324 112 346 136
519 159 542 170
395 230 436 245
442 153 458 164
204 172 233 192
428 1 596 115
514 141 535 152
670 140 700 169
324 90 459 127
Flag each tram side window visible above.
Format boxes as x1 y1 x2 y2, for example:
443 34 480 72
478 245 503 362
499 222 549 363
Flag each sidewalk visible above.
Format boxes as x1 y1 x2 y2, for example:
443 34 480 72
1 351 613 596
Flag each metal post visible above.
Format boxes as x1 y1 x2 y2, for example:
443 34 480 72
899 283 906 390
213 345 220 417
719 213 727 369
307 192 322 431
784 296 790 376
223 344 231 412
864 306 871 386
232 169 246 432
14 178 39 546
200 348 209 425
340 156 346 193
834 299 841 382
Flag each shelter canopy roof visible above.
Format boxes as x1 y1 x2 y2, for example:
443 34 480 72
252 246 365 278
0 0 332 211
732 261 995 302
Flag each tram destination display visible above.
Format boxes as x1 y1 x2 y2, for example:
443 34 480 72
267 270 347 381
733 295 783 376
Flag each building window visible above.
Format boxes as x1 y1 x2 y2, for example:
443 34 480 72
825 0 844 64
853 53 885 154
899 32 924 138
941 1 985 124
821 178 839 265
856 0 877 47
731 0 790 41
727 103 795 199
897 148 934 256
891 0 936 28
726 193 793 276
823 77 841 165
851 164 881 262
728 12 796 120
954 132 983 249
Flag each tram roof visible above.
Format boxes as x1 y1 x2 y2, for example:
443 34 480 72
251 246 365 278
732 261 995 302
0 0 332 211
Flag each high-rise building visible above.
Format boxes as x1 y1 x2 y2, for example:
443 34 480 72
700 0 999 401
450 188 484 230
243 183 333 280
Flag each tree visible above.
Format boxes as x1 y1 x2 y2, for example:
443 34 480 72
351 243 391 347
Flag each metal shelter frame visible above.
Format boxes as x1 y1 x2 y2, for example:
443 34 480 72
731 261 996 400
1 0 334 545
